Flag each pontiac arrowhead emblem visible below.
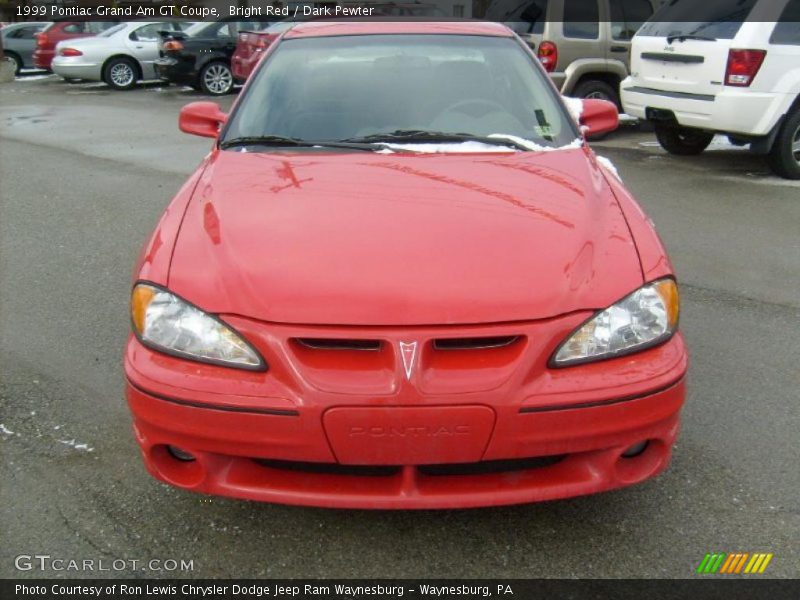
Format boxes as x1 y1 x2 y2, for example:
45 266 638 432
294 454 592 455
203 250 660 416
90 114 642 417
399 341 418 381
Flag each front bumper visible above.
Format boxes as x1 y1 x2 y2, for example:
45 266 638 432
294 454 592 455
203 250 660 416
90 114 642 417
124 314 688 509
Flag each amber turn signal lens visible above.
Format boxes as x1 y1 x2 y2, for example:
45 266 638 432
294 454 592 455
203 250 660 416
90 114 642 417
131 284 156 334
654 279 680 329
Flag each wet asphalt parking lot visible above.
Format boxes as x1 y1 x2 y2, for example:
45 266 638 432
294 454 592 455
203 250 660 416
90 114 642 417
1 72 798 579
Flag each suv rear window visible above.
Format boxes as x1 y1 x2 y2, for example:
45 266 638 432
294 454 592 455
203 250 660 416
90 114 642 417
771 0 800 45
638 0 758 40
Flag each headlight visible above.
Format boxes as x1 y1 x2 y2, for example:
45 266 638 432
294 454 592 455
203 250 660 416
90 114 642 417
130 283 265 370
551 278 679 367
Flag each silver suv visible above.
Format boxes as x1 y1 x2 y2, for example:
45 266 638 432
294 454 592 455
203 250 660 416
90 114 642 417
492 0 663 107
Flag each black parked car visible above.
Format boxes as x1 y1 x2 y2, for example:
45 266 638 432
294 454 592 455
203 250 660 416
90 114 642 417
154 20 272 96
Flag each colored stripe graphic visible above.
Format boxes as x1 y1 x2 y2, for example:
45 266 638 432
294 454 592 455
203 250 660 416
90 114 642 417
719 554 737 574
734 553 749 574
696 554 711 574
758 554 773 573
698 552 772 574
697 553 727 574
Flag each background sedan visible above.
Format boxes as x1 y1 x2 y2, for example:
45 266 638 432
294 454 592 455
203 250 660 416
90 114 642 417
51 21 186 90
1 21 50 74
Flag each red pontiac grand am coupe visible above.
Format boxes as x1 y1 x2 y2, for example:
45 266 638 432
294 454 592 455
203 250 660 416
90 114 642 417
125 21 687 509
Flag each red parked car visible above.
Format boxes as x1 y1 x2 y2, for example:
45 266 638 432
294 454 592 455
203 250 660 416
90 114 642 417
33 20 116 70
126 21 687 509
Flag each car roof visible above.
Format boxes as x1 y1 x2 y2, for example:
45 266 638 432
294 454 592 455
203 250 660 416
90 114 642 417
284 20 513 39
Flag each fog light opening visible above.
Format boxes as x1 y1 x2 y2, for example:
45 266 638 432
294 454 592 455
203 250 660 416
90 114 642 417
167 445 196 462
621 440 649 458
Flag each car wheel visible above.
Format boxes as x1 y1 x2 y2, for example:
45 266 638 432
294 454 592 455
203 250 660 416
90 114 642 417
573 79 620 110
7 52 23 76
104 57 138 91
766 107 800 180
199 61 234 96
654 124 714 156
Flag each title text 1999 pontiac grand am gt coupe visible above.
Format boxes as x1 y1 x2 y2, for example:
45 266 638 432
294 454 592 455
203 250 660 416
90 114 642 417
125 21 687 509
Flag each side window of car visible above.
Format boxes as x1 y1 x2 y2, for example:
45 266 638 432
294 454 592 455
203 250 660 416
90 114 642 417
563 0 600 39
216 24 233 38
12 26 40 39
131 24 161 42
62 24 82 34
88 22 116 34
770 0 800 45
610 0 656 41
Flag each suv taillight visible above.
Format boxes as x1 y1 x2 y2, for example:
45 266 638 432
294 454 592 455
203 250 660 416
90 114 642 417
537 41 558 73
36 32 48 48
725 49 766 87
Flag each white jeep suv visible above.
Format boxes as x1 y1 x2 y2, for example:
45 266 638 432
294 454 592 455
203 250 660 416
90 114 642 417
621 0 800 179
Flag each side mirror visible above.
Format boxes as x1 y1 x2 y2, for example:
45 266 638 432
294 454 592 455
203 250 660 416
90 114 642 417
179 102 227 138
579 99 619 139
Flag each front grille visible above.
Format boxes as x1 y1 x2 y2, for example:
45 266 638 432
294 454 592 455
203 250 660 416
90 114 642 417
433 336 520 350
252 455 564 478
418 455 564 476
253 459 399 477
294 338 382 351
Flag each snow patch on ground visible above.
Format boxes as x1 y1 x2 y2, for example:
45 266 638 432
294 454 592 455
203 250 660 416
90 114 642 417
15 74 52 81
640 135 749 151
0 424 14 436
707 135 750 151
597 155 621 180
59 438 94 452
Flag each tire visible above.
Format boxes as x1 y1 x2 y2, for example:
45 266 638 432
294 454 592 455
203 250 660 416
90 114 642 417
103 57 138 91
654 124 714 156
573 79 620 110
199 61 233 96
7 52 23 76
766 107 800 180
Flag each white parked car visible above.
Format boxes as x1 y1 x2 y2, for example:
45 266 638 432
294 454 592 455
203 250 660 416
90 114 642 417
51 21 186 90
621 0 800 178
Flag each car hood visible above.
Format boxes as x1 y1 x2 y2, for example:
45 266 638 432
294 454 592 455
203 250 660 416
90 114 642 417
168 147 643 325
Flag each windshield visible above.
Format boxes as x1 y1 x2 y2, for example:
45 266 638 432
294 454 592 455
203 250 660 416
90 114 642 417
223 34 577 149
638 0 758 40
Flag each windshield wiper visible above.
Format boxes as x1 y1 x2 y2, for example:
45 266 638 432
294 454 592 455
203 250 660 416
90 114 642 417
219 135 375 151
340 130 533 151
666 34 717 44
